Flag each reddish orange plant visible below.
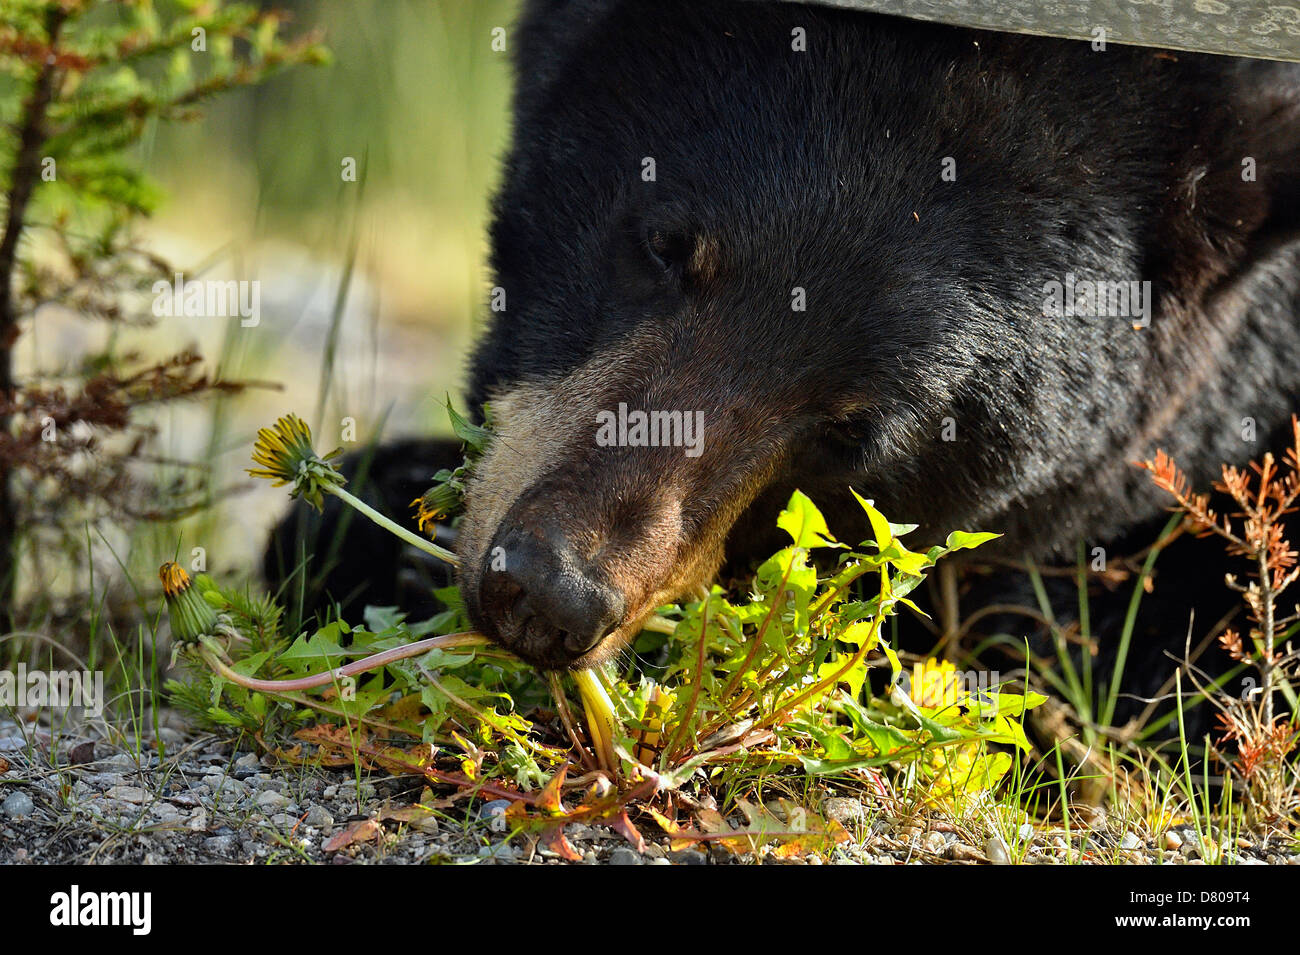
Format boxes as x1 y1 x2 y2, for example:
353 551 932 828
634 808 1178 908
1139 417 1300 826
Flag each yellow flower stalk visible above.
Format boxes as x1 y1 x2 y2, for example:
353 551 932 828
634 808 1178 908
249 414 458 566
635 684 675 765
573 668 620 773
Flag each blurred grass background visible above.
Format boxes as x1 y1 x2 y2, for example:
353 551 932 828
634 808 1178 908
52 0 521 582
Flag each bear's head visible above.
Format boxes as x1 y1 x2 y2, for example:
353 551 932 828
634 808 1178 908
456 0 1300 669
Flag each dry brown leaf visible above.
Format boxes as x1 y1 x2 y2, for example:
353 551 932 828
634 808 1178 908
323 818 383 852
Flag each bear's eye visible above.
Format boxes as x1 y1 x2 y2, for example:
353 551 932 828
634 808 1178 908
643 228 695 276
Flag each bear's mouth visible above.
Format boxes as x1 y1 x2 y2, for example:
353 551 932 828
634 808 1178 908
461 473 723 670
453 346 794 670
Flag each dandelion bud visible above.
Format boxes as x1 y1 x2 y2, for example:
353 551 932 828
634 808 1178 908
159 562 218 643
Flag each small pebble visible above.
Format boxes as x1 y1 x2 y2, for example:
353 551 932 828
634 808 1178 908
1120 832 1141 851
608 847 642 865
337 780 376 802
2 790 34 819
1163 830 1183 851
823 797 865 826
479 799 511 832
204 834 236 854
985 835 1011 865
304 806 334 829
946 843 985 863
96 753 137 771
411 813 440 834
255 790 289 812
105 786 147 805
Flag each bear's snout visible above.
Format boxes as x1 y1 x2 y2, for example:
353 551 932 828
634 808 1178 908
462 467 701 669
454 368 798 670
477 519 626 669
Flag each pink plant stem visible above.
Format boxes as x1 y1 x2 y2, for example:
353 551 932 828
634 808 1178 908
200 631 489 693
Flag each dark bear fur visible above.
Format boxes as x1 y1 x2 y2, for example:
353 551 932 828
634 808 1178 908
268 1 1300 739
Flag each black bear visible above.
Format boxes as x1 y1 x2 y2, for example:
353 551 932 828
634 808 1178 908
269 1 1300 716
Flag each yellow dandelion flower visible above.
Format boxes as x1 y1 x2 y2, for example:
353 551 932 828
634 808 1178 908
248 413 459 567
159 561 190 598
247 413 344 511
911 658 965 709
411 483 460 534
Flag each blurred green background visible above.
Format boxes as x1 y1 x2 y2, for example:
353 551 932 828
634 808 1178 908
128 0 520 576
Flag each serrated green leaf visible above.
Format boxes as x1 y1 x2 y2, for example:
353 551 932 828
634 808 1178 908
776 489 841 549
851 488 893 550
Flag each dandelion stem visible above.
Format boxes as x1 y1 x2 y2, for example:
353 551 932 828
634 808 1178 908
664 589 712 764
326 484 460 566
753 616 884 732
198 631 487 692
573 669 620 773
547 672 596 772
641 614 677 635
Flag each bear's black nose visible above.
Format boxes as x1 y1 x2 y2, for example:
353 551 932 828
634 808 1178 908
477 524 625 668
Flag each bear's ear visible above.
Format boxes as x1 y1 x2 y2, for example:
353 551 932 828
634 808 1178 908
1151 64 1300 314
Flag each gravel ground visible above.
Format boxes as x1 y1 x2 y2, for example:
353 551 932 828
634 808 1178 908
2 714 1296 865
